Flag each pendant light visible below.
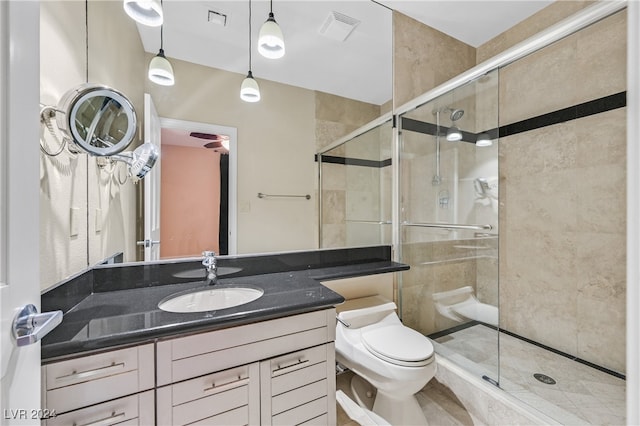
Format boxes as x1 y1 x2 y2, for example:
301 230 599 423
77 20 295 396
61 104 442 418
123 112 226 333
446 125 463 142
123 0 163 27
258 0 285 59
475 133 493 147
240 0 261 102
148 2 174 87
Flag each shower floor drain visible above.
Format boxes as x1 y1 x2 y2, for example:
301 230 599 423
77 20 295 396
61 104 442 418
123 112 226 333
533 373 557 385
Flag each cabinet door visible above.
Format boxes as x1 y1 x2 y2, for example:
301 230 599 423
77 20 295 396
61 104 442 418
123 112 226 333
260 343 336 426
43 344 155 414
157 362 260 426
43 390 154 426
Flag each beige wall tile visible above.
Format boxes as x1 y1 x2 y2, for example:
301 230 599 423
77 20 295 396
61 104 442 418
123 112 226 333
575 10 627 105
393 11 475 108
476 1 593 63
499 38 578 125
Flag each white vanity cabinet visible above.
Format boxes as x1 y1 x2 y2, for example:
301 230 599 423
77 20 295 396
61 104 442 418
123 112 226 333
42 307 337 425
41 344 155 425
156 308 337 426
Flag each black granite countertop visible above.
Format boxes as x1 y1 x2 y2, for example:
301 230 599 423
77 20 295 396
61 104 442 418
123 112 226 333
41 246 408 362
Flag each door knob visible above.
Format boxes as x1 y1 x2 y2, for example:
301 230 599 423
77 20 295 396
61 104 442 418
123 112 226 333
12 304 62 347
136 239 160 248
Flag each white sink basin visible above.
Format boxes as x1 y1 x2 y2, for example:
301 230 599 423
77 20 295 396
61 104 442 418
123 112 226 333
159 287 264 313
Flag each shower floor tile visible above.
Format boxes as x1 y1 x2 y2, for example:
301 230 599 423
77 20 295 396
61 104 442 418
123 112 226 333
434 325 626 425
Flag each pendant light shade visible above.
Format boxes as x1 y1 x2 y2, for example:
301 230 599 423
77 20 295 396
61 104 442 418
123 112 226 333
241 0 261 102
148 3 174 87
149 49 174 86
258 9 285 59
123 0 163 27
240 71 261 102
475 133 493 147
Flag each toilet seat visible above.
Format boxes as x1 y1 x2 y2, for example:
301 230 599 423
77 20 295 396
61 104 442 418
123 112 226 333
361 324 434 367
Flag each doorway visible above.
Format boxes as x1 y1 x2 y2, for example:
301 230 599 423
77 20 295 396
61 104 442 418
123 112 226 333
158 118 237 257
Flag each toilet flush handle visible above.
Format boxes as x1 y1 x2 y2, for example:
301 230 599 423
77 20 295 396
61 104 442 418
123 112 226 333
336 316 351 328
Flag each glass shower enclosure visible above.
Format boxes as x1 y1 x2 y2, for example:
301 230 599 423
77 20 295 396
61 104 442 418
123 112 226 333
318 116 393 249
398 69 500 384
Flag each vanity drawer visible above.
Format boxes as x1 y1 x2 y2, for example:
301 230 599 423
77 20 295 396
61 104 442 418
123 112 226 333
42 344 154 414
43 390 154 426
157 308 336 385
268 344 328 394
156 362 260 426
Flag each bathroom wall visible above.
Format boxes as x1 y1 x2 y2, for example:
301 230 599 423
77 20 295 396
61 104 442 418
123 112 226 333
393 10 476 109
40 0 145 290
476 1 593 63
496 10 627 373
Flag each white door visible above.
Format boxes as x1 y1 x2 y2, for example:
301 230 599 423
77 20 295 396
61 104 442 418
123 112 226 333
143 94 161 261
0 2 48 424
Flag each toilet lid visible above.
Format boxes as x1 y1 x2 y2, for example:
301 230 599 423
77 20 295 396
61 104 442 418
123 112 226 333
361 325 434 367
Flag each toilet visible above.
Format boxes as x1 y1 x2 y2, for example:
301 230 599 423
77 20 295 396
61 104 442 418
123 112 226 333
335 295 436 425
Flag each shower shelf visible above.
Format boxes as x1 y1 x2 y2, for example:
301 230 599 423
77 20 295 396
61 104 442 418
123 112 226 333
402 221 492 231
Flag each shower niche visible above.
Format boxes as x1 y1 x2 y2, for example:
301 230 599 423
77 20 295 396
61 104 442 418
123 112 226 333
397 69 500 382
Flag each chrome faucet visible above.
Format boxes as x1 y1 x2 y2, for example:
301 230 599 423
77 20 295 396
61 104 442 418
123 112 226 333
202 251 217 285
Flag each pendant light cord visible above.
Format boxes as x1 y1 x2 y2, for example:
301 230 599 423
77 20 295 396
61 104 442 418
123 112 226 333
85 0 89 82
160 0 164 51
248 0 252 72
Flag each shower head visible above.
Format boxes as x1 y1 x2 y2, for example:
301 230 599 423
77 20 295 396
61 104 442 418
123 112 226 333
449 108 464 122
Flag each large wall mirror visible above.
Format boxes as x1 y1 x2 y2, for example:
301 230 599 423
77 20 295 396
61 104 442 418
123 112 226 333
39 0 392 290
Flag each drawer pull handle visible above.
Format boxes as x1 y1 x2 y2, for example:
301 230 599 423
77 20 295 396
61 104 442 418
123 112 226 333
273 359 309 376
74 411 126 426
203 376 249 394
56 362 126 382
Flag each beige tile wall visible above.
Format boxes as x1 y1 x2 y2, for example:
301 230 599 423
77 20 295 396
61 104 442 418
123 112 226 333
393 11 476 109
498 11 627 373
476 1 594 63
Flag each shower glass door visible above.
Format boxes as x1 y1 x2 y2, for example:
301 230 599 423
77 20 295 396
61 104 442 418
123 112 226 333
398 69 500 383
319 118 393 249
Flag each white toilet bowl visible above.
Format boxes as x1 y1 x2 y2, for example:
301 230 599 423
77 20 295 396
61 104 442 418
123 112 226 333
335 296 436 425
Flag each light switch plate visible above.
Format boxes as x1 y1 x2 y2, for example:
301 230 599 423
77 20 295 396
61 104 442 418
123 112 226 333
69 207 80 237
95 208 102 233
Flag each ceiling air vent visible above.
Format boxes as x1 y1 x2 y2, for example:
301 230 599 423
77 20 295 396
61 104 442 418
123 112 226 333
319 11 360 42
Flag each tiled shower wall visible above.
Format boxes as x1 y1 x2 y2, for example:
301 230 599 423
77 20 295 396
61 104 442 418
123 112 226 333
498 10 627 374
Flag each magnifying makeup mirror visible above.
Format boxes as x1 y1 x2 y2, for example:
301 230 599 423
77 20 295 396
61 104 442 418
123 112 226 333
56 83 137 156
42 83 158 180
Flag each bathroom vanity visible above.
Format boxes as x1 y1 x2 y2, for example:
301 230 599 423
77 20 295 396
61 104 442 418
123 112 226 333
40 246 408 425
